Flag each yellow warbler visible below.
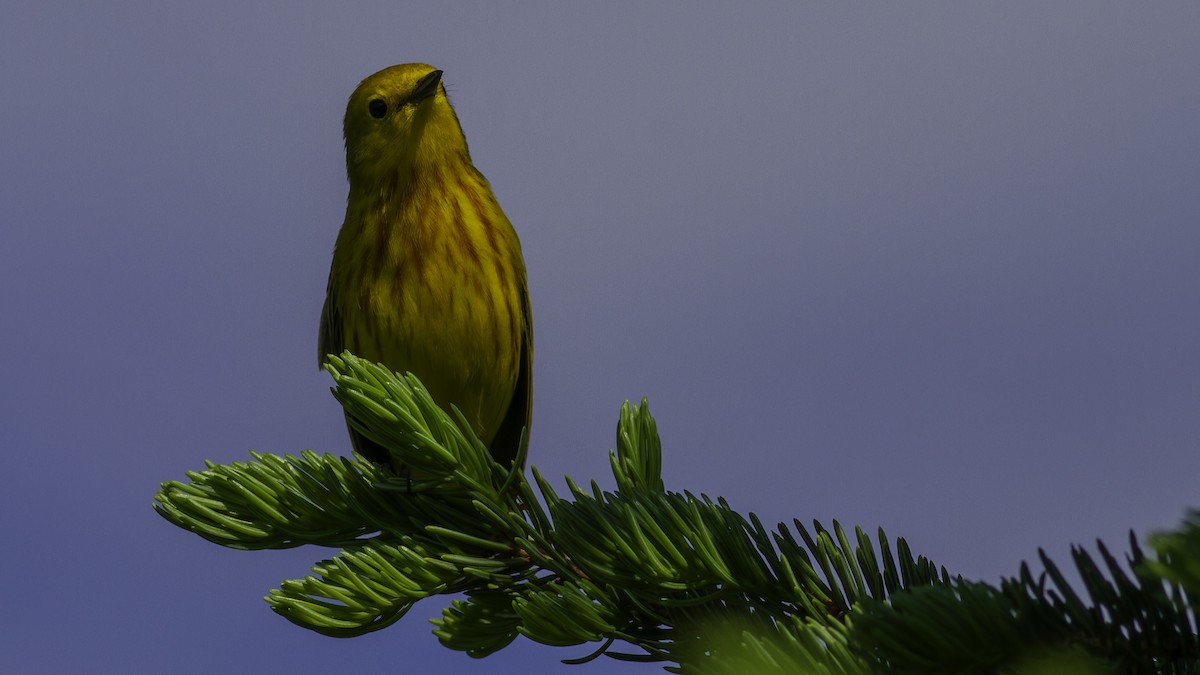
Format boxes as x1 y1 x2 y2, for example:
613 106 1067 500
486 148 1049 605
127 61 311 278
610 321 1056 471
319 64 532 469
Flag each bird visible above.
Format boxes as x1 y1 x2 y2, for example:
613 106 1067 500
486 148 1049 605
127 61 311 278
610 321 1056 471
319 63 532 471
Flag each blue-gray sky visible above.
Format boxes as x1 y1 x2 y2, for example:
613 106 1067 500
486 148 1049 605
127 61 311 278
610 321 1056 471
3 2 1199 673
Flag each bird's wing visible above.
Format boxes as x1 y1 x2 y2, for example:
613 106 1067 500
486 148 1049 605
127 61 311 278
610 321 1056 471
490 277 533 468
317 272 342 367
318 270 391 464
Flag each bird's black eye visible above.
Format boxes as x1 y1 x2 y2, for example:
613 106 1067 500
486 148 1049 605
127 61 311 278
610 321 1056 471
368 98 388 119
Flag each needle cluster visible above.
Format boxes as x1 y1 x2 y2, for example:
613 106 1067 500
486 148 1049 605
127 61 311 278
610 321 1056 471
154 353 1200 673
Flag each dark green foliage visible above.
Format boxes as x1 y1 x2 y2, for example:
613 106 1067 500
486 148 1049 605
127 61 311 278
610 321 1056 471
154 352 1200 673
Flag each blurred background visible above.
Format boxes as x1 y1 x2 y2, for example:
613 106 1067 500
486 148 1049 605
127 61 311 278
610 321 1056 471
2 2 1198 672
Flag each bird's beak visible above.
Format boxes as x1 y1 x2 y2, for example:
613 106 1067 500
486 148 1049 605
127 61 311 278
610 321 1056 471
411 70 443 104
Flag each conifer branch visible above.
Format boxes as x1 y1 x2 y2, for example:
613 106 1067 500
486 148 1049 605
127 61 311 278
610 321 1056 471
154 352 1200 673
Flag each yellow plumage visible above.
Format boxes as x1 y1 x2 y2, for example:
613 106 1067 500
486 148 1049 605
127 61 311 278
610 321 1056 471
319 64 532 468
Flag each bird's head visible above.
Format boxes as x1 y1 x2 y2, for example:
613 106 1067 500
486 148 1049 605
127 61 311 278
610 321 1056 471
343 63 470 185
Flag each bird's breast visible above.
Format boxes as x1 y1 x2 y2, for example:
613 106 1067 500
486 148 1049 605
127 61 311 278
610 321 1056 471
331 176 525 444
